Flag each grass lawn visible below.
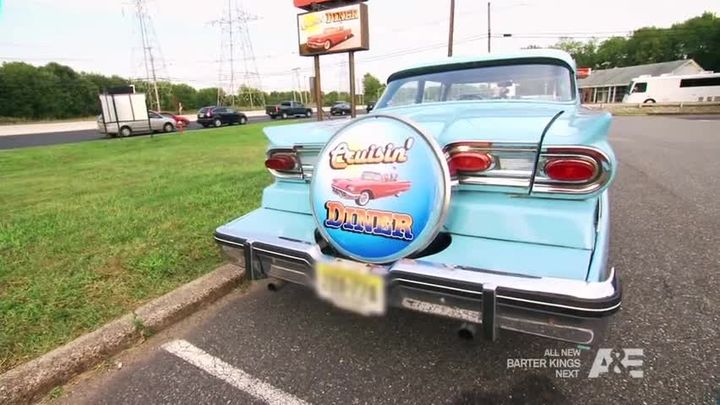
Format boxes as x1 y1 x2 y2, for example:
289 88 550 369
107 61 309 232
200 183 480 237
0 123 275 372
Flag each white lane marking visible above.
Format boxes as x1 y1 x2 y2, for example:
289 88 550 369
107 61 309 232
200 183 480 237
162 339 310 405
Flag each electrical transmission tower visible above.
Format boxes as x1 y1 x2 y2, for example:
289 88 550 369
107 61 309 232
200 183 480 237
212 0 265 108
134 0 162 110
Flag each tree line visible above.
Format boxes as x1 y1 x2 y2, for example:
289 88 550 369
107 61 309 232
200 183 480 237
534 12 720 72
0 61 388 120
6 12 714 121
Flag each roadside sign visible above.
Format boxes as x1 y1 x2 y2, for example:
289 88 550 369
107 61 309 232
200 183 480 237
296 3 369 56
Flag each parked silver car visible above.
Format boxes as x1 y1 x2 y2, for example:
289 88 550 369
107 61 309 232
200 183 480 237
97 111 176 137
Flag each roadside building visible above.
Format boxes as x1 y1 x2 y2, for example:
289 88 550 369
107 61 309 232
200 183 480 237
578 59 705 103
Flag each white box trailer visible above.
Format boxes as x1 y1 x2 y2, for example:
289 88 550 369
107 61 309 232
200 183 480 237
623 73 720 104
98 92 176 137
98 92 150 136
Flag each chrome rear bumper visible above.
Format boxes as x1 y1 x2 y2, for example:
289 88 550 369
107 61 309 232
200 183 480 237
214 231 621 344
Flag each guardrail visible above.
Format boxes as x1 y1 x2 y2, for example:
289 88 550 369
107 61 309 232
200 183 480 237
583 102 720 115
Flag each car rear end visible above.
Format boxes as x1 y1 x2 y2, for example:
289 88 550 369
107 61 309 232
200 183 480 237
265 105 280 118
215 52 621 344
197 107 215 126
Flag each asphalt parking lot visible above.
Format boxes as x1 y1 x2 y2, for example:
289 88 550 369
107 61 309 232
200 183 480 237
57 115 719 404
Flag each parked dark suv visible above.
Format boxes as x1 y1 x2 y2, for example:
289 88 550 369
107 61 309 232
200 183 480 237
330 101 352 116
197 106 248 127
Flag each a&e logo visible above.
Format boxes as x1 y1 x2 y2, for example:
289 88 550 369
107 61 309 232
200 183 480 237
588 348 644 378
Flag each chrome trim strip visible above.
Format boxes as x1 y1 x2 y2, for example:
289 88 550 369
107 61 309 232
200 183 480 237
456 176 530 188
268 264 308 277
393 278 483 296
499 293 622 313
214 237 244 248
444 144 537 154
252 245 313 266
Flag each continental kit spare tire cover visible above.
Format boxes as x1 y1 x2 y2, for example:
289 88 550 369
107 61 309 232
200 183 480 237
310 114 451 264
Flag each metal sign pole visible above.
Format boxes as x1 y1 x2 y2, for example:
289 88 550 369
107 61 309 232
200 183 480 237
448 0 455 57
314 55 323 121
349 51 356 118
487 1 491 53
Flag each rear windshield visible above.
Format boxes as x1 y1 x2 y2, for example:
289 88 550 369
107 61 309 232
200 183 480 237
378 63 574 108
199 107 212 113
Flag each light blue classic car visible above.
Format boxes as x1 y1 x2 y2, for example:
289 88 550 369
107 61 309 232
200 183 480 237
215 49 621 344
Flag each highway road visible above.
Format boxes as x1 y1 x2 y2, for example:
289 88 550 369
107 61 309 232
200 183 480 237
0 111 367 150
55 115 720 404
0 116 273 150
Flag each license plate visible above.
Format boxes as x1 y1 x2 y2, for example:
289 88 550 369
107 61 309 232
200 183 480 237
315 260 385 316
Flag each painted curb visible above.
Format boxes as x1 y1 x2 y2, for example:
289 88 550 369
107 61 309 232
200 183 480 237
0 263 244 405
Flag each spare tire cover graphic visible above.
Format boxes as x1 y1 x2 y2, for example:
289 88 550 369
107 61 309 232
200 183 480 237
310 114 451 263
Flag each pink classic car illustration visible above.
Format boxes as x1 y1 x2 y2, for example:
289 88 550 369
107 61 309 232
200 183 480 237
307 26 353 51
331 171 411 206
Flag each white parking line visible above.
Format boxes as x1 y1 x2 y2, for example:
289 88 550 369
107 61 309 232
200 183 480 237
162 339 310 405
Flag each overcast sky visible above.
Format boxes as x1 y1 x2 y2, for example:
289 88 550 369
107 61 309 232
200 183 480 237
0 0 718 93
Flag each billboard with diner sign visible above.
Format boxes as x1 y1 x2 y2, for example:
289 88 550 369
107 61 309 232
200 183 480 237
296 3 369 56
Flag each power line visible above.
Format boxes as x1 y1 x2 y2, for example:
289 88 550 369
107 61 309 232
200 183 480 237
235 0 265 107
134 0 161 110
210 0 265 107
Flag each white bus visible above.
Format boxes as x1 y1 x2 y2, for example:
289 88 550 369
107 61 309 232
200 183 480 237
623 73 720 104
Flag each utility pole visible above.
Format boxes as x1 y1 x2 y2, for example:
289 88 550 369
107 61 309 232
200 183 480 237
487 1 491 53
349 51 356 117
291 67 302 104
212 1 237 106
135 0 161 110
314 56 323 121
235 3 264 108
447 0 455 57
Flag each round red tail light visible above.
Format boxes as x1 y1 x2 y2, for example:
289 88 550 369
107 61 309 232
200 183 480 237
544 159 596 182
265 154 297 171
448 152 494 175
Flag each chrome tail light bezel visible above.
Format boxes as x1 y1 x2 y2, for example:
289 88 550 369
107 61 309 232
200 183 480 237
532 146 612 195
443 141 613 197
265 148 303 180
443 141 538 192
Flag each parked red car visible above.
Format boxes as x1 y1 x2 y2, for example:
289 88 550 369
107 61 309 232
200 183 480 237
307 27 352 51
159 112 190 127
331 171 411 206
